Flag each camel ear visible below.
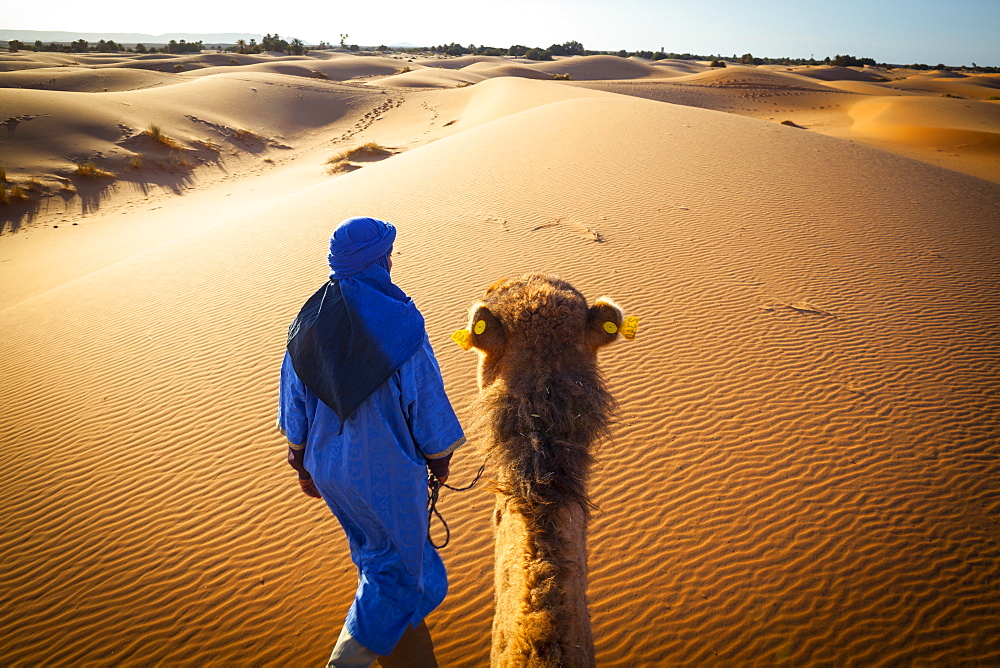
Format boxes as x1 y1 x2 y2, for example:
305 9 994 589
453 303 504 353
587 297 624 349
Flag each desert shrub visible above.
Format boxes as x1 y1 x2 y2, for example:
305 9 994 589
524 48 552 61
548 41 584 56
710 60 726 68
552 73 571 80
326 162 361 175
313 70 329 78
143 124 183 149
171 152 192 168
831 54 876 67
327 143 391 164
232 128 259 140
396 66 412 74
325 143 392 175
194 139 219 151
76 161 115 178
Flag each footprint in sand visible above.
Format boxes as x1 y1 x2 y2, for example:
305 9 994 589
525 217 604 242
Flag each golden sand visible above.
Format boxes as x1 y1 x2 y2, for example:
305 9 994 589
2 51 998 665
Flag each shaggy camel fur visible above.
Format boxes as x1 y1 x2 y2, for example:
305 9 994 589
453 273 636 667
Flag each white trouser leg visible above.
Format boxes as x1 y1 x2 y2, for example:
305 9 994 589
327 624 379 668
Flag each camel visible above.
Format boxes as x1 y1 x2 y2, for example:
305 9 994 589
452 273 637 667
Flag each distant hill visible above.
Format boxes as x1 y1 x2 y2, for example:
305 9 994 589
0 29 264 45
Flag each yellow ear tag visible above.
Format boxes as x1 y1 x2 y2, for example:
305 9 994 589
621 315 639 340
451 329 472 351
603 321 618 334
474 319 487 335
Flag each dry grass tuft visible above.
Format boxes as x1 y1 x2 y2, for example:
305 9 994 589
8 185 29 201
0 186 8 205
143 124 183 149
326 162 362 175
312 70 329 79
171 152 193 168
192 138 220 152
396 66 412 74
326 142 392 164
129 153 144 169
232 128 259 141
0 166 6 182
552 73 571 80
76 160 116 178
325 143 393 176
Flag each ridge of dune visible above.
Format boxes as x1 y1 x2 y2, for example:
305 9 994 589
0 66 178 92
460 61 554 80
366 65 486 88
849 95 1000 150
187 55 409 82
2 86 999 666
665 65 839 91
430 75 610 129
524 53 673 80
649 58 708 75
411 54 506 70
880 73 1000 99
798 65 889 82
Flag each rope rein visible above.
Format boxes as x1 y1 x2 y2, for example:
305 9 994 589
427 463 486 549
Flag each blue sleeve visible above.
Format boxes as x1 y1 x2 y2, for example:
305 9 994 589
277 351 309 448
399 337 466 459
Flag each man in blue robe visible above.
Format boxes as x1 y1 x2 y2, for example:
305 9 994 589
277 217 465 667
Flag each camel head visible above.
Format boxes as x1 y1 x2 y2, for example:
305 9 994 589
452 272 638 391
452 273 638 510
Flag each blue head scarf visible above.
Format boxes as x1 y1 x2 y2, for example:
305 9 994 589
328 216 394 278
287 217 426 420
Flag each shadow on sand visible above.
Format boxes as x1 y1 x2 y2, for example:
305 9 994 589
0 129 287 235
1 168 201 235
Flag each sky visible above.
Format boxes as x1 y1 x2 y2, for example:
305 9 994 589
6 0 1000 66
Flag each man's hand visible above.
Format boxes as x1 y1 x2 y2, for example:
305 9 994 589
299 478 322 499
288 446 322 498
426 452 453 485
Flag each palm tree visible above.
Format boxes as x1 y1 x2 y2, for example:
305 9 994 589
236 39 247 55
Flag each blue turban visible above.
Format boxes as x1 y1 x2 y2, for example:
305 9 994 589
328 216 395 278
287 217 425 420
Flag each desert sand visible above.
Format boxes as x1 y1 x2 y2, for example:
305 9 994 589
1 50 999 665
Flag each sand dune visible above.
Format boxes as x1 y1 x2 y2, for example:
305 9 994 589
850 95 1000 152
2 51 999 666
526 53 675 80
797 64 889 82
368 65 486 88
